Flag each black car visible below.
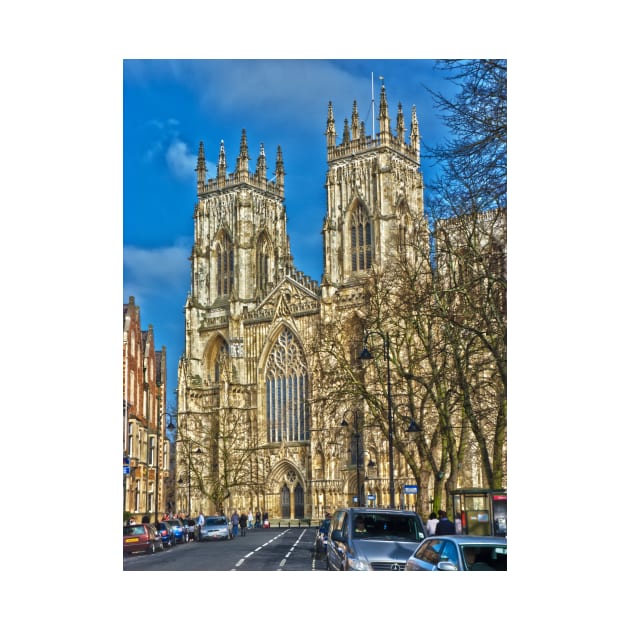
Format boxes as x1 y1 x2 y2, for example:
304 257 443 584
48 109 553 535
183 518 197 541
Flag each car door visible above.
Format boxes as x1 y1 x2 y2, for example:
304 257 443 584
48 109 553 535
327 511 347 570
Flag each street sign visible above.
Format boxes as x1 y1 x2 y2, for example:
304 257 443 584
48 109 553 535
123 466 130 475
404 484 418 494
123 456 130 466
367 494 376 501
352 496 358 503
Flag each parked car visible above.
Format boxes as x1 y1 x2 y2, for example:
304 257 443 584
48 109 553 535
315 518 331 555
405 535 507 571
183 518 197 541
198 515 230 541
166 519 188 544
326 508 428 571
123 523 163 555
155 521 176 548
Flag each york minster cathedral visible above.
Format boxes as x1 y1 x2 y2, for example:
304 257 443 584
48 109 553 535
175 84 506 520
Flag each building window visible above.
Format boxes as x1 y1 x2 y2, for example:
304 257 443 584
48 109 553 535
216 234 234 297
256 233 271 293
149 436 156 466
265 328 309 443
350 205 372 271
211 339 229 382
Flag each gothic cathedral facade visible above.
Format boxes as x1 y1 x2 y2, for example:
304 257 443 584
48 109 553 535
176 85 426 519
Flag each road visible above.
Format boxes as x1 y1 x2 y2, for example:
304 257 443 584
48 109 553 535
123 526 328 571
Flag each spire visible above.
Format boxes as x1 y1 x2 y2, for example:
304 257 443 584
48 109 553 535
326 101 337 150
351 100 360 140
378 83 391 139
236 128 250 177
410 105 420 162
196 141 207 189
274 145 285 190
342 118 350 145
217 139 227 182
255 142 267 179
396 102 406 143
360 121 366 143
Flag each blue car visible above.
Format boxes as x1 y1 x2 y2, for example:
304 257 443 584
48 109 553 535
155 521 175 547
166 519 188 544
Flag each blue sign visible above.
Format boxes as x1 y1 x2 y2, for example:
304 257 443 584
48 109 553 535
367 494 376 501
123 456 130 466
404 485 418 494
123 466 130 475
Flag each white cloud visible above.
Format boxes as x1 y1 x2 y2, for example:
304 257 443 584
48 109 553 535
123 242 190 297
165 139 197 180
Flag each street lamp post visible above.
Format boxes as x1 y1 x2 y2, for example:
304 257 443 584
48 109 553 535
360 331 395 508
341 410 376 507
155 412 175 523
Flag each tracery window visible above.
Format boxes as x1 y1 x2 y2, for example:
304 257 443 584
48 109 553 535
350 204 372 271
216 233 234 297
265 327 309 442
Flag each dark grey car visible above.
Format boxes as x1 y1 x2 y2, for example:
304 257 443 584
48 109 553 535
326 508 428 571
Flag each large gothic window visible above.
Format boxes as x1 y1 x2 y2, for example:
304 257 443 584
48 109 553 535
216 233 234 297
265 327 309 443
350 205 372 271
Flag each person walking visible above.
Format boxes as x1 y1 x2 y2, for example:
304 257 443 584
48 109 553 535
230 510 239 539
196 510 205 541
435 509 457 535
239 511 248 536
255 509 261 528
247 509 254 530
426 512 439 536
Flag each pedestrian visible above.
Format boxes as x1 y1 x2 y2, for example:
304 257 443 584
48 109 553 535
196 510 205 542
426 511 439 536
127 517 136 526
247 509 254 529
435 509 457 535
239 511 248 536
255 509 261 528
231 510 239 538
262 509 269 528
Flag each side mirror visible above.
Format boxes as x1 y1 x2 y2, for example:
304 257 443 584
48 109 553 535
436 561 459 571
331 530 345 543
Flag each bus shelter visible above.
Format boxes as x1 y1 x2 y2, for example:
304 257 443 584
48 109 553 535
449 488 507 536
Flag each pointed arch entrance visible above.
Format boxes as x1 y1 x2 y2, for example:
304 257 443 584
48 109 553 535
269 464 306 520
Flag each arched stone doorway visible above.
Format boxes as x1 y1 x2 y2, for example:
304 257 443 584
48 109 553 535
269 464 306 520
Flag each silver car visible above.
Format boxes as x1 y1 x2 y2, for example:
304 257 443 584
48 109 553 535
198 515 230 541
326 508 428 571
405 535 507 571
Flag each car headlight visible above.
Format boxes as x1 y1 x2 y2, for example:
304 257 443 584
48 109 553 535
346 556 371 571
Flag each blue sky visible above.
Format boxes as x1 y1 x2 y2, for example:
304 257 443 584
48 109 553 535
123 59 460 411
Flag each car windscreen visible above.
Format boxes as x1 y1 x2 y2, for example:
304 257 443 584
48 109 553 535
124 525 145 536
354 513 425 542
